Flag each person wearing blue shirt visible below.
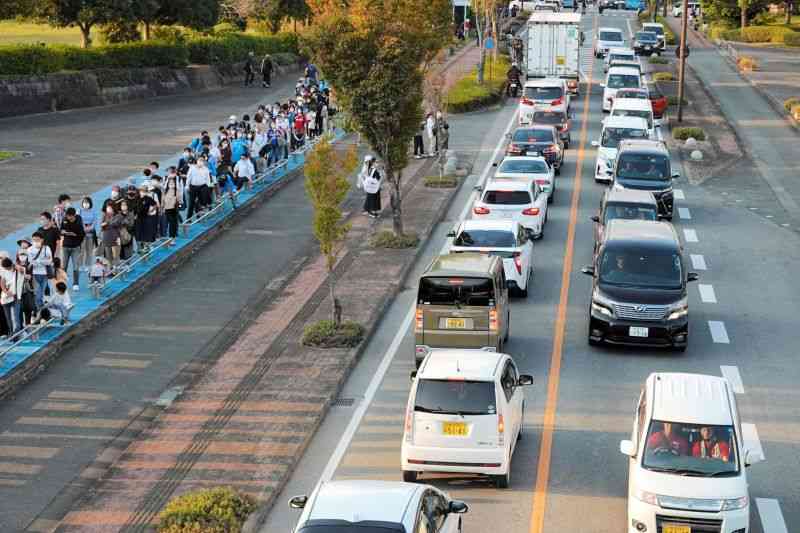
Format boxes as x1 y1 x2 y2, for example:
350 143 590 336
231 136 248 162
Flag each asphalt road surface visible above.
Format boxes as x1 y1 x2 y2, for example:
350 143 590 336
259 10 799 533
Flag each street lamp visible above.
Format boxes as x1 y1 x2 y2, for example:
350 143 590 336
676 0 689 122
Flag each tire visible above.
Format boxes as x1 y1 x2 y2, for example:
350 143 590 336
504 312 510 342
555 165 561 176
518 401 525 440
674 343 687 353
494 469 510 489
519 269 530 298
402 470 418 482
548 191 554 204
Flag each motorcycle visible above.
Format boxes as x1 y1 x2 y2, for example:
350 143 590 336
508 80 520 97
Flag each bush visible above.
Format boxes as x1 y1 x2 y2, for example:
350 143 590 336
424 175 458 188
648 56 668 64
785 31 800 46
446 55 510 113
707 22 734 40
736 55 758 71
98 21 142 44
673 127 706 141
151 26 188 44
653 72 674 81
784 97 800 112
186 32 299 65
720 25 797 43
667 95 689 106
157 487 256 533
302 320 365 348
370 230 420 249
271 52 299 66
791 104 800 120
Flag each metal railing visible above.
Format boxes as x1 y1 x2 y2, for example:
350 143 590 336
89 236 173 298
0 317 60 359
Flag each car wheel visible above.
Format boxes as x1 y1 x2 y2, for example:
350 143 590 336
665 214 673 221
674 343 687 353
504 313 510 342
555 165 561 176
518 402 525 440
548 191 554 204
494 469 511 489
402 470 418 483
520 269 530 298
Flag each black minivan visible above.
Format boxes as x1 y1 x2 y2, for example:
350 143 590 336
612 139 680 220
581 219 698 351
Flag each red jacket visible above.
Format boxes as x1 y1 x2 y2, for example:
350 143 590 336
647 432 689 455
692 439 730 461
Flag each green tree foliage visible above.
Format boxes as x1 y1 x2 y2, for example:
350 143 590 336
257 0 310 33
42 0 130 48
702 0 770 26
99 19 141 43
132 0 219 40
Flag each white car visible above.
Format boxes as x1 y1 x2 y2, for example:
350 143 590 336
494 155 556 202
448 220 534 296
608 97 657 139
519 78 570 125
602 66 642 112
673 1 699 16
592 115 650 183
288 480 469 533
402 349 533 488
620 372 761 533
594 27 625 58
473 179 548 239
604 47 636 72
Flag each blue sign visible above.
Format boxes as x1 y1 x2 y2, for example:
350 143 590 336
485 37 495 49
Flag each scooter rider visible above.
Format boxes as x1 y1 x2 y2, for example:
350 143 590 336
506 63 522 97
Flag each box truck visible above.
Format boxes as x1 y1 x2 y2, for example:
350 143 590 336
525 12 582 94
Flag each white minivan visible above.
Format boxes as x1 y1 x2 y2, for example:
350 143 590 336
402 349 533 488
608 97 656 139
595 27 625 57
620 373 762 533
602 66 642 112
592 115 649 182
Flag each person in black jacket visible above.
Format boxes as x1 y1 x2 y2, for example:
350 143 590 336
244 51 256 87
261 54 274 88
60 207 85 291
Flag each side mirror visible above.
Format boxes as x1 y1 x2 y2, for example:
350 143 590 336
591 215 600 223
672 171 680 179
473 185 483 192
289 495 308 509
591 140 600 147
518 374 534 386
446 230 456 238
505 132 513 140
599 82 605 88
492 162 498 167
581 265 595 276
620 439 636 457
744 448 764 467
448 500 469 514
687 272 699 282
410 370 417 381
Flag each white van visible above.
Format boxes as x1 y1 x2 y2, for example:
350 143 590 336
591 115 649 182
518 78 570 125
401 349 534 488
620 372 761 533
604 47 636 72
602 66 642 112
609 97 656 139
594 27 625 57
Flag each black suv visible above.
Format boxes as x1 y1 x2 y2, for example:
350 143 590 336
612 139 679 219
582 220 698 351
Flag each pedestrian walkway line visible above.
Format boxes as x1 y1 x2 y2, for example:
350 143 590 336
690 253 706 270
683 228 698 242
756 498 788 533
678 207 691 219
720 365 745 394
742 423 765 461
673 188 685 200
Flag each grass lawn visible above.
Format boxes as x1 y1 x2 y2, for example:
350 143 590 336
0 20 94 46
0 151 19 161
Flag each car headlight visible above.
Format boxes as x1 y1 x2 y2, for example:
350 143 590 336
721 496 749 511
592 290 615 317
635 489 659 506
667 297 688 320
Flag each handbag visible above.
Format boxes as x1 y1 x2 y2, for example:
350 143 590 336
120 226 132 245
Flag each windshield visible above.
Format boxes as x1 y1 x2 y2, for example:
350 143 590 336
299 524 403 533
483 190 531 205
604 203 658 223
600 31 624 42
616 90 648 100
453 229 515 248
644 26 665 36
599 249 682 288
533 111 566 125
513 128 553 142
636 32 658 42
616 153 670 180
523 86 563 100
418 276 495 306
601 127 648 148
612 109 653 128
609 53 634 62
642 420 739 476
607 74 641 89
499 159 549 174
415 379 496 415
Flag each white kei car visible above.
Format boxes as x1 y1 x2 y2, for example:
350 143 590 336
602 66 642 112
448 220 534 297
595 27 626 58
592 115 650 183
494 155 556 203
473 179 548 239
604 47 636 72
288 480 469 533
402 349 533 488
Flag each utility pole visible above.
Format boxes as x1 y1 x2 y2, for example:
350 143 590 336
677 0 689 122
652 0 657 22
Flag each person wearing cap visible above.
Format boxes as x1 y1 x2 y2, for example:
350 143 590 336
234 152 255 192
60 207 86 292
244 52 256 87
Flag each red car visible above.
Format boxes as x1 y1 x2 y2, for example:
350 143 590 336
647 83 668 120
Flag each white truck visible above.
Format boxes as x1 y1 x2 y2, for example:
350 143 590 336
525 12 582 94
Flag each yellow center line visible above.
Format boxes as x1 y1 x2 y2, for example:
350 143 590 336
529 13 598 533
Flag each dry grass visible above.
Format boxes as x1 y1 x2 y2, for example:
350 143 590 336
0 20 95 46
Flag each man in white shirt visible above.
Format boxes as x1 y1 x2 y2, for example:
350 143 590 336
186 158 211 219
0 257 22 334
234 153 256 191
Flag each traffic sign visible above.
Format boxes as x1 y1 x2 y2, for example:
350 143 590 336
485 37 494 50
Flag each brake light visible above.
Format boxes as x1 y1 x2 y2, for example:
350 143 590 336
522 207 540 216
535 179 547 186
489 308 499 332
404 404 413 442
521 97 534 105
567 80 578 88
415 307 423 330
551 97 563 106
543 144 557 155
513 252 522 274
508 143 522 154
474 206 491 215
498 414 505 445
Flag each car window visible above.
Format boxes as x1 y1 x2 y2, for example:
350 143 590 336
599 249 682 289
607 74 641 89
609 53 633 62
498 159 549 174
418 277 495 306
483 190 532 205
636 389 648 444
600 31 623 41
612 109 653 129
532 111 566 125
616 90 648 100
415 379 497 415
453 229 516 248
513 128 554 142
636 32 658 42
616 153 670 180
523 86 563 100
643 420 739 476
604 204 658 223
601 127 648 148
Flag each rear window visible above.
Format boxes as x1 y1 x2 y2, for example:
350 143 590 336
612 108 653 128
607 74 641 89
601 127 648 148
604 203 658 222
418 277 496 306
616 153 671 180
523 86 563 100
483 190 531 205
600 31 624 42
513 128 553 142
415 379 497 415
616 90 648 100
498 159 549 174
453 229 516 248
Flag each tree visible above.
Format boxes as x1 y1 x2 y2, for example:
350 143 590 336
254 0 310 33
304 136 358 326
303 0 451 236
131 0 219 40
43 0 130 48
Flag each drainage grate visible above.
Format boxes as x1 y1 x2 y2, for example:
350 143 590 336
332 397 355 407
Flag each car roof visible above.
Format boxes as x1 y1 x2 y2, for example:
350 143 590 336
642 22 665 28
459 219 518 232
515 124 557 133
524 78 564 87
603 115 649 129
604 219 678 246
425 252 500 277
309 480 422 524
607 66 642 76
485 179 532 191
419 349 507 380
528 12 581 22
649 373 733 425
608 47 635 55
605 187 658 206
612 98 653 111
618 138 668 153
599 26 624 33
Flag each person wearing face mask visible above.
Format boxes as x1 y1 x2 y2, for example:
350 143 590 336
100 204 123 267
186 157 210 220
136 185 159 253
79 197 98 271
178 148 193 176
37 211 62 259
28 231 53 309
163 176 182 244
102 185 124 214
60 207 86 292
118 200 136 260
15 249 36 328
0 256 23 335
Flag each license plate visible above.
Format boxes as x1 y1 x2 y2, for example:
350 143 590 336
445 318 466 329
645 45 652 49
629 326 649 337
662 525 690 533
442 422 467 436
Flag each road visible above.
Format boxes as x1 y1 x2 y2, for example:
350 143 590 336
259 9 800 533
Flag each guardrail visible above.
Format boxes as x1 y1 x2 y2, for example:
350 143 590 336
0 317 59 359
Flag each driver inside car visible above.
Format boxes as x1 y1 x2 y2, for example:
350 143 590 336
647 422 689 455
692 426 731 461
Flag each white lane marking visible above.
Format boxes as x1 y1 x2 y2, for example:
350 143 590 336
683 228 698 243
742 423 766 461
673 188 685 200
690 254 707 270
698 284 717 303
720 365 745 394
756 498 789 533
316 107 520 487
625 17 634 39
678 207 691 220
708 320 730 343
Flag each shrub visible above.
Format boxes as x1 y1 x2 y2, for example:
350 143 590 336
186 32 299 65
370 230 420 249
784 97 800 112
667 95 689 106
271 52 299 66
98 21 142 44
785 31 800 46
648 56 668 64
424 175 458 188
446 55 510 113
151 26 188 44
157 487 256 533
302 320 365 348
736 55 758 72
791 104 800 120
720 26 797 43
707 22 734 40
653 72 674 81
673 127 706 141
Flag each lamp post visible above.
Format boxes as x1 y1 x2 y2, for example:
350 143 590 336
676 0 689 122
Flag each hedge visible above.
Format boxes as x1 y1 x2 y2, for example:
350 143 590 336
719 25 799 44
157 487 256 533
446 55 510 114
673 127 706 141
302 320 365 348
786 31 800 46
653 72 674 81
0 32 299 77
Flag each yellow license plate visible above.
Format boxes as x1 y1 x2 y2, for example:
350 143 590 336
556 56 566 65
442 422 467 436
445 318 466 329
663 525 690 533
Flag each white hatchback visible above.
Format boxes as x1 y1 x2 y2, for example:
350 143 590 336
604 47 636 72
620 372 762 533
402 349 533 488
518 78 570 125
473 179 548 239
602 66 642 112
608 97 656 139
448 220 534 297
595 27 626 57
494 155 556 203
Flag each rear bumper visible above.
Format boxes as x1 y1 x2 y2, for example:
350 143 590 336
402 443 507 475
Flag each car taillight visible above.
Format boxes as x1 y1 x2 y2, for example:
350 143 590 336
535 179 547 186
474 206 491 215
415 307 423 330
522 97 533 105
563 121 570 131
522 207 540 216
513 252 522 274
404 405 413 442
551 97 563 106
497 414 505 445
567 80 578 88
489 308 499 331
543 144 557 154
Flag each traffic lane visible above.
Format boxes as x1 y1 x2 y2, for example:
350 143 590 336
0 75 296 233
0 175 319 533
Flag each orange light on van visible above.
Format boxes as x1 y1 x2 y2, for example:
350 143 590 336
415 307 423 330
498 414 505 445
489 309 499 332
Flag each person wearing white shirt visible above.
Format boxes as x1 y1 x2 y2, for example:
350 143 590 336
0 257 23 334
186 159 211 219
234 153 256 191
